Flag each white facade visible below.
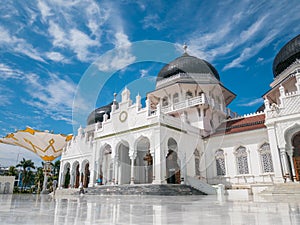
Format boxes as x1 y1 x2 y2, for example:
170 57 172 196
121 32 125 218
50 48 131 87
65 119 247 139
59 44 300 191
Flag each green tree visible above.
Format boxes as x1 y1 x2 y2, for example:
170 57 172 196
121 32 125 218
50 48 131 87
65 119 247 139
34 167 44 194
5 166 17 177
52 160 60 180
16 158 35 189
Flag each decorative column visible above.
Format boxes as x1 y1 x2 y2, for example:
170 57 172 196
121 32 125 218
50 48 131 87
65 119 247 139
111 157 116 185
136 94 141 111
151 150 155 183
180 152 186 184
280 148 291 182
41 161 52 194
152 130 166 184
287 150 296 181
58 162 63 188
279 85 285 107
115 157 119 185
295 70 300 93
130 153 136 185
70 169 75 188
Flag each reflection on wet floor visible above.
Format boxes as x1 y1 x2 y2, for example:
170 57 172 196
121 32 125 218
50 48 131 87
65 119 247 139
0 194 300 224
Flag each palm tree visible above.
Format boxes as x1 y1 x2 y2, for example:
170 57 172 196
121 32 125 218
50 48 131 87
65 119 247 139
16 158 35 189
34 167 44 194
6 166 17 177
52 160 60 180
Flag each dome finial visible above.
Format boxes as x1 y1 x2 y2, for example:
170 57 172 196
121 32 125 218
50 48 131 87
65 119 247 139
183 43 188 53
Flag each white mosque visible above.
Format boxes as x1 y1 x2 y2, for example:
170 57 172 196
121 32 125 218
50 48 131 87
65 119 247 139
58 35 300 194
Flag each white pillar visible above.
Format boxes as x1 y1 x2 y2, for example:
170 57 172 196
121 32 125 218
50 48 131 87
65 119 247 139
295 71 300 93
150 150 155 182
266 126 285 183
115 158 119 185
287 150 296 181
111 157 116 185
180 152 186 184
130 155 135 185
280 148 291 182
152 146 166 184
70 170 75 188
279 85 285 107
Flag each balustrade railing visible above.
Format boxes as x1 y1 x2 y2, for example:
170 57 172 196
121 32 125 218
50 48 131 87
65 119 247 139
161 95 205 113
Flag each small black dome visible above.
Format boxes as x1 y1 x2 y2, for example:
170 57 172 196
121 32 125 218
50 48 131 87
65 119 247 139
273 34 300 78
87 102 113 125
156 53 220 82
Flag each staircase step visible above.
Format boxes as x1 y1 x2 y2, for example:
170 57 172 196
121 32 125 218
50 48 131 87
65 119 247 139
56 184 206 196
260 183 300 195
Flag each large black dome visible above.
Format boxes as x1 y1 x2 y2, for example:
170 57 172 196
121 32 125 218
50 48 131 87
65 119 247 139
87 102 113 125
273 34 300 78
156 53 220 82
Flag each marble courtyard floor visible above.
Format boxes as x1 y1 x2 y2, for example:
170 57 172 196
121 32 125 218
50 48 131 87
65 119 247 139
0 194 300 224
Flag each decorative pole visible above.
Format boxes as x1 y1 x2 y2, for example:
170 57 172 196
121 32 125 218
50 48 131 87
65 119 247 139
41 161 52 194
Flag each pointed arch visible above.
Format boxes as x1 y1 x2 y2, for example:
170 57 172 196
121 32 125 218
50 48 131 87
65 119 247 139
135 136 152 184
258 143 274 173
215 149 226 176
234 146 249 175
116 140 130 184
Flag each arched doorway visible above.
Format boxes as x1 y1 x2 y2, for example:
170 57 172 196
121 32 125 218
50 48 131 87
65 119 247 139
292 132 300 181
166 138 180 184
63 163 71 188
117 141 130 184
101 144 112 185
81 161 90 188
135 137 153 184
72 161 80 188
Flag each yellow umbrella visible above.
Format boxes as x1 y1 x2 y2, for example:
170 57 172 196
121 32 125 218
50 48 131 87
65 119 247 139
0 127 72 161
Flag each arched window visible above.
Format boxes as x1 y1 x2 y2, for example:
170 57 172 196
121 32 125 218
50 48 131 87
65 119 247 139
162 96 168 106
194 149 200 176
186 91 193 99
173 93 179 103
259 143 274 173
235 146 249 174
215 150 226 176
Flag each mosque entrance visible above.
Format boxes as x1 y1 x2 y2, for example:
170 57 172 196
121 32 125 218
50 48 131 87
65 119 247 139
74 162 80 188
166 138 181 184
63 163 70 188
166 150 180 184
117 142 131 184
292 132 300 181
82 163 90 188
135 137 153 184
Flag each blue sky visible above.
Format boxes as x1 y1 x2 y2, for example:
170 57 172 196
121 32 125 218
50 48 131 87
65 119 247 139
0 0 300 167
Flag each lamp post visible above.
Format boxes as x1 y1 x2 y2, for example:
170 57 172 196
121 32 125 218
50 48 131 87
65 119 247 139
16 152 22 187
41 161 52 194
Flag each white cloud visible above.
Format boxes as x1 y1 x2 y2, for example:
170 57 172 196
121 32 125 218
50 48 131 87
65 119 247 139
37 0 52 22
256 57 264 63
0 143 42 167
142 14 163 30
46 51 70 63
238 98 264 107
0 26 45 63
140 69 148 78
0 85 13 106
48 21 100 62
223 30 277 70
114 32 131 49
23 73 76 123
0 63 24 80
69 29 99 61
184 1 300 70
96 32 135 72
239 15 267 43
